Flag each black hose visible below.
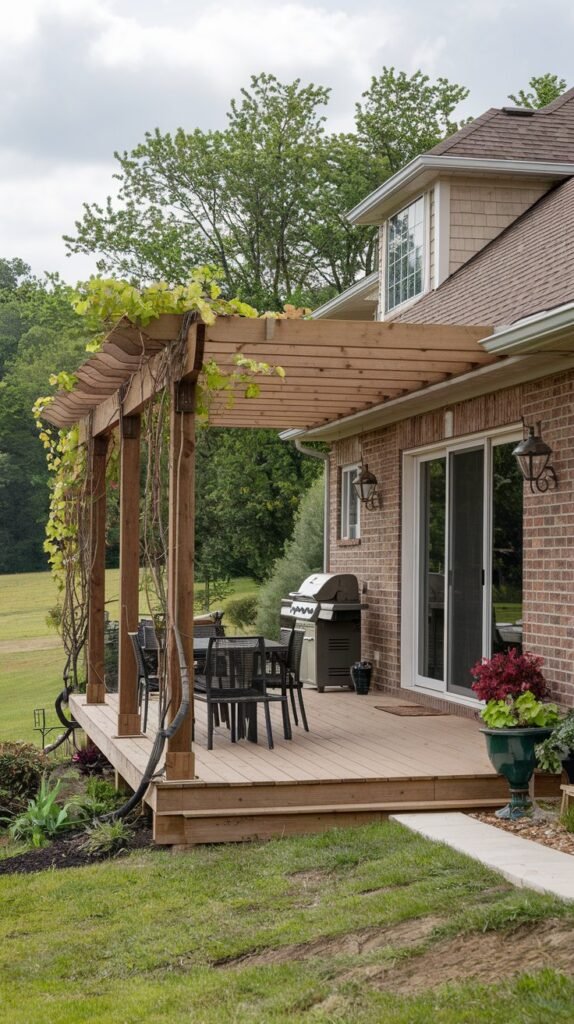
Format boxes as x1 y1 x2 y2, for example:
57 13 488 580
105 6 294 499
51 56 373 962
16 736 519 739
105 624 191 821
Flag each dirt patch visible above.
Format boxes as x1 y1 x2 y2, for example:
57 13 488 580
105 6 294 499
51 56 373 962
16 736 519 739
472 810 574 856
0 826 154 876
337 918 574 995
215 916 443 969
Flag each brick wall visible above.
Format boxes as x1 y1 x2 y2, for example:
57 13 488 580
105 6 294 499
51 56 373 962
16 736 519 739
329 373 574 710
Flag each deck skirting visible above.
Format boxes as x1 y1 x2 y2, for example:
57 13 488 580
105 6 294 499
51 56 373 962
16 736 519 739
69 691 560 845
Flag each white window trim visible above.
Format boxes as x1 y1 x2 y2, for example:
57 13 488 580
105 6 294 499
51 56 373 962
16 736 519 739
433 180 450 288
341 463 361 540
401 423 522 707
383 192 430 318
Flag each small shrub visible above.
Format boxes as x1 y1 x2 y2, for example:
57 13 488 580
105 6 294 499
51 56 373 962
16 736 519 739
80 819 133 857
8 777 78 847
72 742 111 776
0 742 45 819
74 778 122 817
225 594 258 631
561 806 574 833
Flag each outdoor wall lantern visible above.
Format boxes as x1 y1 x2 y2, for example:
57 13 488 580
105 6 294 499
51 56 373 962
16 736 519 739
352 463 381 510
512 422 558 494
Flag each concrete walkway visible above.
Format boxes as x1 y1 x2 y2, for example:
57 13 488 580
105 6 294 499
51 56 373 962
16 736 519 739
391 812 574 902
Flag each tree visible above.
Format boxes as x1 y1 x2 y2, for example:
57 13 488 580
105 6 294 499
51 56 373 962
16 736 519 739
509 73 567 110
65 69 469 309
355 68 469 176
255 475 325 639
0 272 90 572
194 427 323 587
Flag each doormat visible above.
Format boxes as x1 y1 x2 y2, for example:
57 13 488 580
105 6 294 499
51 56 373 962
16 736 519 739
375 704 449 716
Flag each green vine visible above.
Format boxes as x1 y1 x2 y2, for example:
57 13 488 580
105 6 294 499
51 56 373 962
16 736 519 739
35 266 299 685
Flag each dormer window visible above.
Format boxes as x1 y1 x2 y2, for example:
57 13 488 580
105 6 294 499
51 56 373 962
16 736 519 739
386 196 426 312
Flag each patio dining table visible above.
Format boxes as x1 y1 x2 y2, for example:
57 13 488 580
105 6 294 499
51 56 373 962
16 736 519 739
192 636 291 745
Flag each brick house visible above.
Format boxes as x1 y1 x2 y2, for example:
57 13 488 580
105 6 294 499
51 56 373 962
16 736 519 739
301 88 574 715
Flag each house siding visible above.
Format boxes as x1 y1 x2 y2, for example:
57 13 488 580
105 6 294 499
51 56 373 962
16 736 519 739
448 176 549 274
329 371 574 713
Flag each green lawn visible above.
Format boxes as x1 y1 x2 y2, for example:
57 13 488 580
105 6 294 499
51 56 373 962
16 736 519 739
0 821 572 1023
0 570 257 744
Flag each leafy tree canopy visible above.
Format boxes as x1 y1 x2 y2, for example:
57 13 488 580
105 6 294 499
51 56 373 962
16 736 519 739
508 73 568 110
65 68 470 310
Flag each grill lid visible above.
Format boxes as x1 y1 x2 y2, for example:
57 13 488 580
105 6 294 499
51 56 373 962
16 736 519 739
290 573 360 603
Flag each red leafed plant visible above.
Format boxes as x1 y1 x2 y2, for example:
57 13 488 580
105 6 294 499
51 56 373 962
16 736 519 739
471 648 547 703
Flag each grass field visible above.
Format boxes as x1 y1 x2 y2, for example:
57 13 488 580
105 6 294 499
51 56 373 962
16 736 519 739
0 570 257 744
1 820 573 1023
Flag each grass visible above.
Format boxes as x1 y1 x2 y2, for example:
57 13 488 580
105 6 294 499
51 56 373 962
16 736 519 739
0 569 258 744
0 820 572 1023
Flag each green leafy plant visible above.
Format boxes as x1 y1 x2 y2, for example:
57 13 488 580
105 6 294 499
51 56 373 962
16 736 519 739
72 777 122 818
80 819 133 857
480 690 560 729
535 711 574 773
7 776 79 847
224 594 258 631
0 742 45 819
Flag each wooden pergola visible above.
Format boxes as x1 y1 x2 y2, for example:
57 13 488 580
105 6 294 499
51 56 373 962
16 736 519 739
43 315 493 782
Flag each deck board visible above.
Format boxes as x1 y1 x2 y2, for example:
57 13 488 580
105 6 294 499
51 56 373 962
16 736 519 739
69 688 558 844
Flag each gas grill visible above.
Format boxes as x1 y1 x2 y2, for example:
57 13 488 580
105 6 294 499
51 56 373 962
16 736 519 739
281 573 366 691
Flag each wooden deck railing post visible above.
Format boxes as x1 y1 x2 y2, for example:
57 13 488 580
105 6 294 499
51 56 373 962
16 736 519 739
86 434 109 704
117 414 142 736
166 377 196 780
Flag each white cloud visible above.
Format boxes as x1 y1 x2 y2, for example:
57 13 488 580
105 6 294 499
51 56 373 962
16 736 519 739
88 3 400 89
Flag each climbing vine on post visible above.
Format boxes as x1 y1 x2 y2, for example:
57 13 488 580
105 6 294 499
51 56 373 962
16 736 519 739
36 266 296 692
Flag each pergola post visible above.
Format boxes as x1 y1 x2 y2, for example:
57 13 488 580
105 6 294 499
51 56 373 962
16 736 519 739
165 377 196 781
86 434 109 704
117 414 142 736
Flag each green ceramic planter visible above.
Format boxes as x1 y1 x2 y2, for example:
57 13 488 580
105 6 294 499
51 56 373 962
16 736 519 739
481 726 554 819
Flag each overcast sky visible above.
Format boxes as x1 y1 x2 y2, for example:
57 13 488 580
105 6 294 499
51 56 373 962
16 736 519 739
2 0 572 283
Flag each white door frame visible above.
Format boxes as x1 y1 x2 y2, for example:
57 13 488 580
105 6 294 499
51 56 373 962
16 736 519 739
401 424 522 707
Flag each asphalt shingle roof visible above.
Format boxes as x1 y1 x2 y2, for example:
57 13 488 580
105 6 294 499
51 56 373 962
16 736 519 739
429 87 574 163
395 176 574 328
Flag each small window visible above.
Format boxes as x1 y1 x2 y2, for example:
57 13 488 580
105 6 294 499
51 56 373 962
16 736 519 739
341 465 360 540
386 196 425 312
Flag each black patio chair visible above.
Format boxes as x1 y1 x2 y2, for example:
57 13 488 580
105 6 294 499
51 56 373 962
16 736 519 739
195 636 290 750
128 631 160 733
264 627 309 732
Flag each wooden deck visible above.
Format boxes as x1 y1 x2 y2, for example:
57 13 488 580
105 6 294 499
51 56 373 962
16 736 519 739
69 689 559 845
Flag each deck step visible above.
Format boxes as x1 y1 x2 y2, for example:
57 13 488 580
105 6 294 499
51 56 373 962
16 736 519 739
168 797 506 819
153 798 506 845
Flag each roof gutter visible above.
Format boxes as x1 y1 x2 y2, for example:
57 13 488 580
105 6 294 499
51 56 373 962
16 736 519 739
312 271 378 320
348 155 574 225
481 303 574 355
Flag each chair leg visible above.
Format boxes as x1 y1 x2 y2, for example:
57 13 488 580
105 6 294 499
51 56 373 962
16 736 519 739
288 684 299 726
296 683 309 732
281 695 292 740
230 705 237 743
142 685 149 733
207 703 214 750
263 702 274 749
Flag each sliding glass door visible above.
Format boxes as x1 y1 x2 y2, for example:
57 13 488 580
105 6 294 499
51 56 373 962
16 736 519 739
413 435 523 699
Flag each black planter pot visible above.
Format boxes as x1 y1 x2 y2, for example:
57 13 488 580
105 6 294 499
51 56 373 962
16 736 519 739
351 661 372 695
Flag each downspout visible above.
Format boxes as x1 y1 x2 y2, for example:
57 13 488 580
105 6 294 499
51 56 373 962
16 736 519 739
294 439 330 572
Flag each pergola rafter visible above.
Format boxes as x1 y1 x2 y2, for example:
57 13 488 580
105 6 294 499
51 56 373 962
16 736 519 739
41 315 494 782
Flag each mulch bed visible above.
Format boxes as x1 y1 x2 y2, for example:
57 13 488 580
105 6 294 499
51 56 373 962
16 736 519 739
471 809 574 856
0 825 155 876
